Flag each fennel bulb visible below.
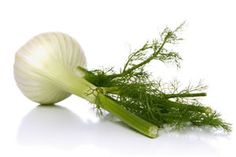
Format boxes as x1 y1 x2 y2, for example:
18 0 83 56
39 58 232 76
14 32 93 104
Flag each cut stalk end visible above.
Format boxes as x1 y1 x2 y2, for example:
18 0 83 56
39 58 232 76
148 126 158 138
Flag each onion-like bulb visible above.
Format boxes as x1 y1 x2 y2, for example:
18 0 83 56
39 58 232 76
14 32 90 104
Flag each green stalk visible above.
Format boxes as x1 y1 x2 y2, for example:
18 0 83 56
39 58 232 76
163 93 207 98
47 70 158 138
97 93 158 138
108 32 171 79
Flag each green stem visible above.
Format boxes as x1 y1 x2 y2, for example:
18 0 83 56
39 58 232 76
97 93 158 138
50 69 158 138
102 87 120 94
102 87 206 99
163 93 207 99
108 32 171 79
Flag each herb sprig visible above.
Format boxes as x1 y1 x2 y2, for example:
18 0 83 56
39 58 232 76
80 23 231 133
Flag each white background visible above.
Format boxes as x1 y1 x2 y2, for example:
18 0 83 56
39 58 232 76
0 0 236 157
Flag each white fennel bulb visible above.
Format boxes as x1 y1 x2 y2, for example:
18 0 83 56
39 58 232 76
14 32 94 104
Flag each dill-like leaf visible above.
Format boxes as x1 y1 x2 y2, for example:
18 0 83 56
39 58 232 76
80 23 231 132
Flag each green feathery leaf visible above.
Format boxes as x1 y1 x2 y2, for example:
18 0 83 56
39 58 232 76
80 23 231 133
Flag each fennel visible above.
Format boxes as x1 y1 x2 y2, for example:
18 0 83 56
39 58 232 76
14 25 231 138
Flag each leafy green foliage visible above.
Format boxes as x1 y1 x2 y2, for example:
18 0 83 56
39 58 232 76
81 23 231 132
112 81 231 131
